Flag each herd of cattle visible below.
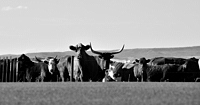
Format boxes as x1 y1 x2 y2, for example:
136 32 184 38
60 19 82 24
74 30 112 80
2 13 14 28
11 43 200 82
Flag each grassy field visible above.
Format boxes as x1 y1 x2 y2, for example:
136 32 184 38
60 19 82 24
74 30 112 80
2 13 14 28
0 82 200 105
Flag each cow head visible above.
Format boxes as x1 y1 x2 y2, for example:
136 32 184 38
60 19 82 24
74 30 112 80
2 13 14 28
90 43 124 69
18 54 33 69
35 56 60 74
139 57 150 65
183 57 199 72
69 43 90 59
102 69 117 82
47 56 60 74
106 62 124 81
90 43 124 60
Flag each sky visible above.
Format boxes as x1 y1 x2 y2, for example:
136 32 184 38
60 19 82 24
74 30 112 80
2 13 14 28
0 0 200 55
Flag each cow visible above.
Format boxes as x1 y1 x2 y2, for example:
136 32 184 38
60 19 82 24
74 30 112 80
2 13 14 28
181 57 200 81
17 54 52 82
106 61 136 82
134 57 179 82
104 61 124 82
57 43 124 82
35 56 60 82
102 70 116 82
136 57 200 82
57 55 81 82
149 57 200 81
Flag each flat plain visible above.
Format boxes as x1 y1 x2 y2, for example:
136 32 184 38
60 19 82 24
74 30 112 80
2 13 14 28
0 82 199 105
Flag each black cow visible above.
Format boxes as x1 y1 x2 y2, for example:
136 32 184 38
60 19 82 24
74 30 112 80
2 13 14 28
181 58 200 81
149 57 200 81
136 57 200 82
17 54 52 82
57 43 124 82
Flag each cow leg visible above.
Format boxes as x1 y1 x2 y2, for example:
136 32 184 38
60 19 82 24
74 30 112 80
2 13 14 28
195 78 200 82
122 70 129 82
79 75 83 82
160 73 166 82
140 75 143 82
60 72 65 82
82 75 89 82
129 70 137 82
137 77 141 82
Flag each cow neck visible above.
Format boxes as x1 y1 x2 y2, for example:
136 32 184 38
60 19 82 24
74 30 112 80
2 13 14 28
83 51 90 59
104 59 111 70
140 63 148 71
78 51 90 62
28 61 35 67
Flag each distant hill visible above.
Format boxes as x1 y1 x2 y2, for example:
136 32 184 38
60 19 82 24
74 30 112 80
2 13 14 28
116 46 200 60
1 46 200 60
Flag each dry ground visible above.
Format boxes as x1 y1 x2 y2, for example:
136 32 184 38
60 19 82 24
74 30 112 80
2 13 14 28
0 82 199 105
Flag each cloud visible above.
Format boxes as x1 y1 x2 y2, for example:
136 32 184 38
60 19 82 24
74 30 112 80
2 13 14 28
1 6 28 11
16 6 28 9
1 6 13 11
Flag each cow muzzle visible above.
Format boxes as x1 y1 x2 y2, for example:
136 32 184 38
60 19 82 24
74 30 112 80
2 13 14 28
77 55 82 59
48 65 55 74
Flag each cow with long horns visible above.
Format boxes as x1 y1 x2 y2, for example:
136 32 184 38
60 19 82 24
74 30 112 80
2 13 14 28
57 43 124 82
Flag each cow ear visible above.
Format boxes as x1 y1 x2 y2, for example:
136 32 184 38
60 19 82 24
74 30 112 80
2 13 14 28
135 59 139 63
146 59 151 63
69 45 77 51
84 45 90 51
99 55 102 59
110 55 114 59
35 56 42 62
56 59 60 64
44 61 48 64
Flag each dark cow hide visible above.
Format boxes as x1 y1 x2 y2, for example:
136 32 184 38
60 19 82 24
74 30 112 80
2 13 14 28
62 43 124 82
149 57 186 65
57 55 105 82
18 54 51 82
137 57 200 82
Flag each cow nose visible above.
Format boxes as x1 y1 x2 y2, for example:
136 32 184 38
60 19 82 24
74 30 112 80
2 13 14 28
48 65 54 74
77 55 82 59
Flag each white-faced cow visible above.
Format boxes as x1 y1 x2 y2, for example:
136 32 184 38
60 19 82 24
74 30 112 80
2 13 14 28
57 43 124 82
106 61 137 82
35 56 60 82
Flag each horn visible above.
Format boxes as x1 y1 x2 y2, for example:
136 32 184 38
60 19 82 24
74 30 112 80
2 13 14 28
54 55 57 59
90 43 103 55
35 56 42 62
110 44 125 55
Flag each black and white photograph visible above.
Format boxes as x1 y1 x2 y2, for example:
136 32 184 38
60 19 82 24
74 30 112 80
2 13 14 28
0 0 200 104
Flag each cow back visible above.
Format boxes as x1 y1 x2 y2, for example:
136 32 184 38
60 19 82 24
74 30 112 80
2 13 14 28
26 62 50 82
150 57 186 65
